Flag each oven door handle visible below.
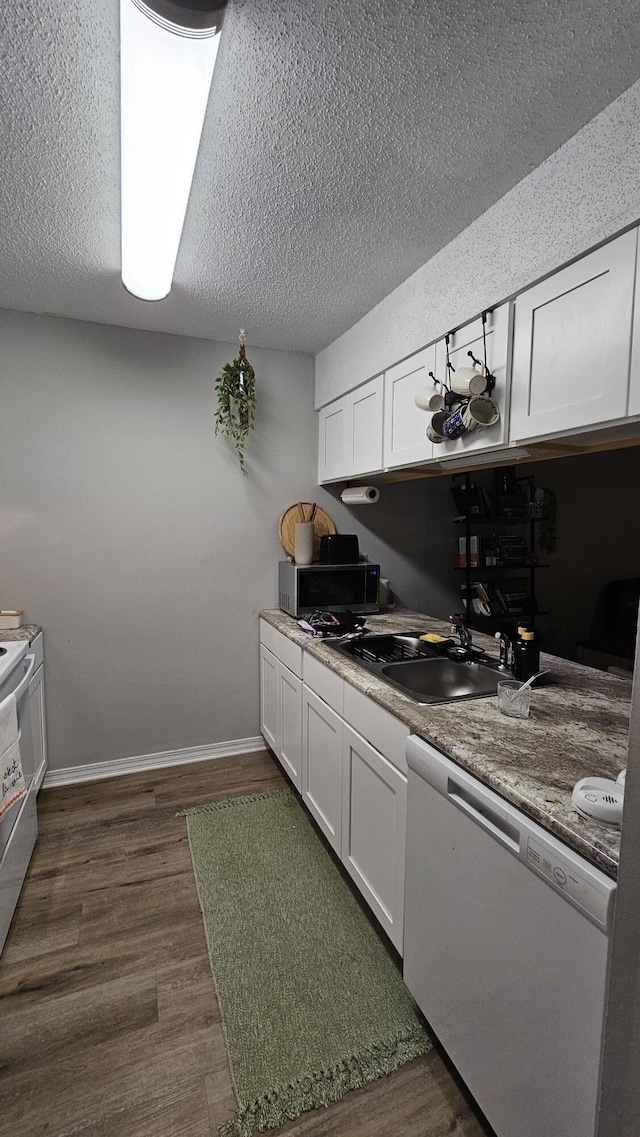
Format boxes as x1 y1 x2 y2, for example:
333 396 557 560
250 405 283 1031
12 653 36 705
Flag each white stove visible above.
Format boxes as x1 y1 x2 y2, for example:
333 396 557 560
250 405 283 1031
0 640 28 688
0 638 38 955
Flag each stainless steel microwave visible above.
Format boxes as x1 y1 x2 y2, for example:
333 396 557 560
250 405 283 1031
278 561 380 617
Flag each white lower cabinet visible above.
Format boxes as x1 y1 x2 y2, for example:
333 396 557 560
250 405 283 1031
260 625 409 953
259 643 303 792
342 724 407 953
278 663 302 791
259 644 279 755
301 686 343 854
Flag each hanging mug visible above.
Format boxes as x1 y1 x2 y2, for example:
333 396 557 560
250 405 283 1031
462 395 500 432
450 366 487 396
414 385 445 412
427 411 448 443
441 406 469 440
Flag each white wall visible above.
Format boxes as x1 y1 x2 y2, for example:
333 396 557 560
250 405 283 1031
0 310 457 771
0 312 319 768
316 79 640 407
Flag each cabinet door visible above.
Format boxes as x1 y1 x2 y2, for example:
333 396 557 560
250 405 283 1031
510 230 637 441
383 345 436 468
259 645 279 754
28 664 48 792
278 662 302 791
434 302 512 459
347 375 384 476
301 686 343 854
318 395 348 483
342 724 407 953
627 243 640 417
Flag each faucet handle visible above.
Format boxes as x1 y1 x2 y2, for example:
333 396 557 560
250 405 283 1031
449 614 472 650
495 630 512 668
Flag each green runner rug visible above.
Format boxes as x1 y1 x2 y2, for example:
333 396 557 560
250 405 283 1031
182 788 431 1137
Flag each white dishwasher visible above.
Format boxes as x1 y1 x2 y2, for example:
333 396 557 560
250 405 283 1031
403 736 616 1137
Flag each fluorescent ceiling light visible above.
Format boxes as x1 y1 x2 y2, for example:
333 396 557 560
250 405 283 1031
120 0 223 301
440 447 532 471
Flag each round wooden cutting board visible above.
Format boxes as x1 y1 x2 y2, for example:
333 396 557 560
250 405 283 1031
278 502 336 558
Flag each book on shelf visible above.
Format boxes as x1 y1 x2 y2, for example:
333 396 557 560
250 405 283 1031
456 532 531 569
458 535 480 567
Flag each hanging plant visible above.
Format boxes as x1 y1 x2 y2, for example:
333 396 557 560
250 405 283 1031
214 330 256 473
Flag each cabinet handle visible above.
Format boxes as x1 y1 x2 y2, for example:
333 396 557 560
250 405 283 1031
447 776 520 852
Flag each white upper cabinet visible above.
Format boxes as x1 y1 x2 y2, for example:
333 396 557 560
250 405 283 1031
434 303 512 459
510 230 638 442
318 375 383 483
383 345 436 469
347 374 384 477
318 395 348 482
627 246 640 418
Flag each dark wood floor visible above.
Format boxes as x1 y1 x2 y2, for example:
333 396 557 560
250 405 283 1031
0 750 490 1137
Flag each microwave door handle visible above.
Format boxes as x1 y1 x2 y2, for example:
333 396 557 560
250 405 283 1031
11 653 36 706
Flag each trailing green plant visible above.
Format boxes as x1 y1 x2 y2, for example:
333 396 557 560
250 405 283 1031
214 331 256 473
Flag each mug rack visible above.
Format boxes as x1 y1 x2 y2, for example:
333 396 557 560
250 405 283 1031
419 310 501 444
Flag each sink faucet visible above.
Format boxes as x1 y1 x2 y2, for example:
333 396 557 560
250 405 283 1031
449 614 473 652
495 631 512 669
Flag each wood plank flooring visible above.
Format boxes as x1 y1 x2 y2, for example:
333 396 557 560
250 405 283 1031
0 751 491 1137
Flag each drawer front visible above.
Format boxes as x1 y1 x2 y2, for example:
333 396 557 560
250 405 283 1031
259 619 302 678
303 653 344 716
343 683 409 774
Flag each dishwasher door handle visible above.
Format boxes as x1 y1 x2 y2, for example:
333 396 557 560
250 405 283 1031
447 777 521 852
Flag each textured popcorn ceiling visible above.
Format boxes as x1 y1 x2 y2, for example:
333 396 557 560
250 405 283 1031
2 0 640 354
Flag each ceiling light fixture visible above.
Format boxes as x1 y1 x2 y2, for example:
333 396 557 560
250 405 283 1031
120 0 226 301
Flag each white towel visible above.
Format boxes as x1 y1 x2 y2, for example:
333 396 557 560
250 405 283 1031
0 693 26 820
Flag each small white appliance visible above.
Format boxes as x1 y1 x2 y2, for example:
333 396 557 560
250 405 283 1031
572 776 624 827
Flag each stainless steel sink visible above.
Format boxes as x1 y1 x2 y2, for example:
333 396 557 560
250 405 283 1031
381 657 502 702
327 632 506 704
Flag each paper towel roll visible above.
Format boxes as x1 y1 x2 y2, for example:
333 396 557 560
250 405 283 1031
340 486 380 505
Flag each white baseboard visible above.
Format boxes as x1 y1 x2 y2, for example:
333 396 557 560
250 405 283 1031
42 736 265 789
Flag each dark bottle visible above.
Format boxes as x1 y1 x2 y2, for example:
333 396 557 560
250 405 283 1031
512 628 540 682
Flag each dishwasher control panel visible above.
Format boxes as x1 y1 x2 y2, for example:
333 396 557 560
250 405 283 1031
526 836 612 930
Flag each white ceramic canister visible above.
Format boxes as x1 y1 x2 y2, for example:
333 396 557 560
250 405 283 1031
294 521 315 564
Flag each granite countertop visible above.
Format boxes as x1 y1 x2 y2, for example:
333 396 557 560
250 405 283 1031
261 608 631 878
0 624 42 644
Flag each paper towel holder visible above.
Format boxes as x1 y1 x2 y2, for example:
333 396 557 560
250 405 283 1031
340 485 380 505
